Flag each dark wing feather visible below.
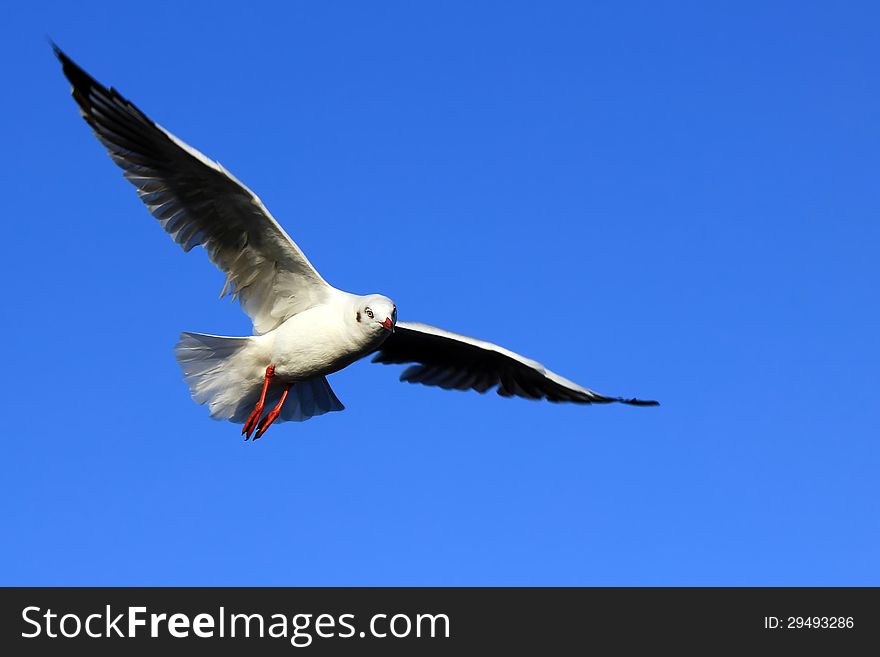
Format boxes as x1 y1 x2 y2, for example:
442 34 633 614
373 322 659 405
54 45 335 334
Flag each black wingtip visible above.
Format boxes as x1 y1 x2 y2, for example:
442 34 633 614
49 42 113 124
49 41 94 84
50 40 81 85
48 37 64 61
619 398 660 407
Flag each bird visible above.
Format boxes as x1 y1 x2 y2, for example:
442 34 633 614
53 44 658 441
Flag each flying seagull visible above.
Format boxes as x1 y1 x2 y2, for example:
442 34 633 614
53 45 658 440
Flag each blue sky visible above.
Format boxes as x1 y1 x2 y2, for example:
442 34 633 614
1 1 877 585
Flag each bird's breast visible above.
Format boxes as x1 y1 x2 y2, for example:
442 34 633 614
267 311 374 381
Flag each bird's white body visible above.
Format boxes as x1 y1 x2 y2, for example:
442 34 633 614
175 293 396 427
269 296 385 380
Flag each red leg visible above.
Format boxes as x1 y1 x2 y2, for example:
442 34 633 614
242 365 275 440
253 384 291 440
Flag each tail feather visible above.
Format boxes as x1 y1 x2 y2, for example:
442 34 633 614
175 332 255 417
227 375 344 424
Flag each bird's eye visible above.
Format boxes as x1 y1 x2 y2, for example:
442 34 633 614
365 307 374 319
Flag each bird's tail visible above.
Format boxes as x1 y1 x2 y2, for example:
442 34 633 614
174 332 259 421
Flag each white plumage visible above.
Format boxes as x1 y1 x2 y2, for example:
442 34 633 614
54 45 657 440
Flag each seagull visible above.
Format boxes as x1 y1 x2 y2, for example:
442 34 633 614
53 45 658 440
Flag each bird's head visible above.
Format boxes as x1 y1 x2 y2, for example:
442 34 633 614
354 294 397 336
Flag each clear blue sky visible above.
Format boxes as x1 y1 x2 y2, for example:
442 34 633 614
2 1 877 585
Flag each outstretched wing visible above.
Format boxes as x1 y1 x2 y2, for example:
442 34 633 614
54 45 336 334
373 321 659 405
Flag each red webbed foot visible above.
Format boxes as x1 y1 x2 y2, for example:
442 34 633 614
242 364 275 441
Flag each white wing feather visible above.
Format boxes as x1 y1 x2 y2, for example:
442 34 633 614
55 46 337 334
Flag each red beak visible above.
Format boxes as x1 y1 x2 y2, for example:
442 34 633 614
381 317 394 332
